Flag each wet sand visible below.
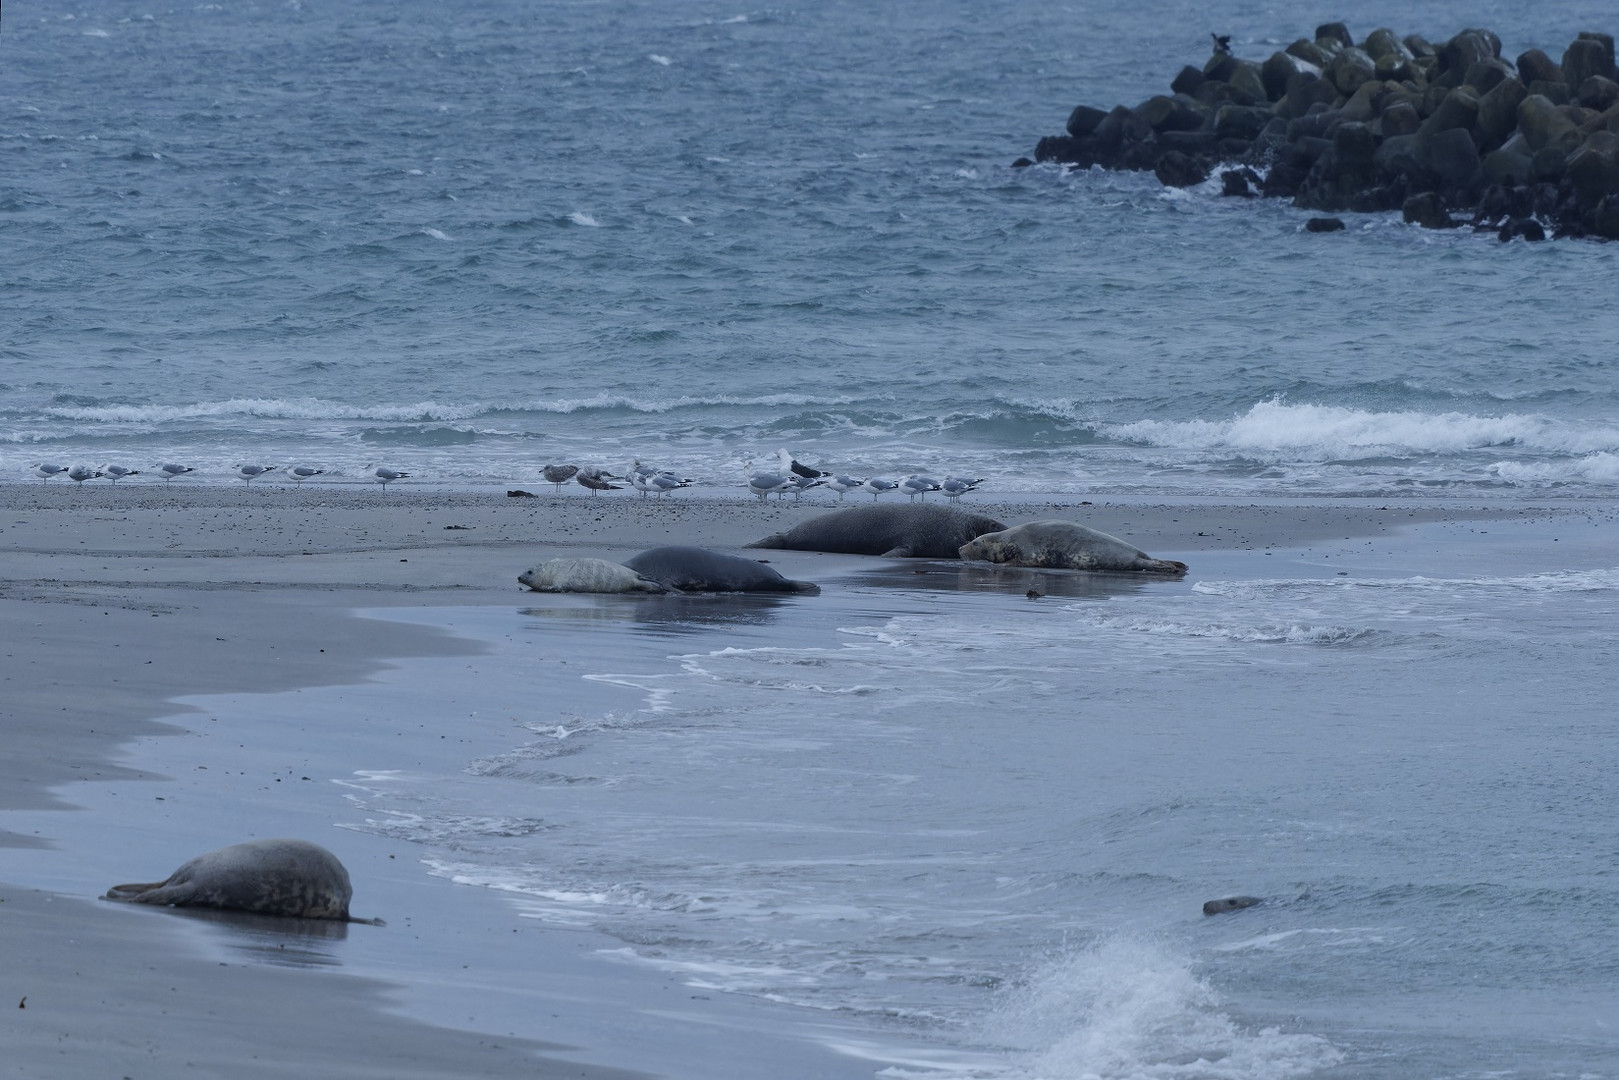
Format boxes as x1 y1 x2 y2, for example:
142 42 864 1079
0 483 1556 1078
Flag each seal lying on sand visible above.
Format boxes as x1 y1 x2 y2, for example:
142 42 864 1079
748 504 1005 559
624 546 820 594
105 839 380 923
959 521 1188 574
519 557 669 593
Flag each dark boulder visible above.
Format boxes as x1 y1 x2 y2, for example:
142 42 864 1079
1170 65 1206 96
1066 104 1108 138
1577 75 1619 111
1382 99 1422 136
1316 22 1354 50
1154 150 1211 188
1516 49 1564 87
1475 77 1528 151
1403 191 1457 228
1262 50 1320 101
1498 216 1547 241
1362 28 1410 63
1564 37 1616 89
1287 38 1332 67
1221 167 1261 197
1328 47 1377 96
1424 127 1483 191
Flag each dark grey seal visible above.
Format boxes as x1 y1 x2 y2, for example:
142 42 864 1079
624 546 820 594
1203 895 1264 915
748 504 1005 559
105 838 381 923
959 521 1188 574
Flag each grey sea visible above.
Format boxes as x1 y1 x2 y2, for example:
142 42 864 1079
4 1 1619 1078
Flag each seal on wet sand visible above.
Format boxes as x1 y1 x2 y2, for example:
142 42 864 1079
624 546 820 594
747 504 1006 559
518 557 669 593
958 521 1188 574
104 838 379 923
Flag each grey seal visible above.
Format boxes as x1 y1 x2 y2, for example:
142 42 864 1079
958 521 1188 574
519 557 669 593
1203 895 1263 915
104 838 379 923
624 546 820 594
748 504 1006 559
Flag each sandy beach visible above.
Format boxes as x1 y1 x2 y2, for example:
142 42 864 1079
0 483 1587 1079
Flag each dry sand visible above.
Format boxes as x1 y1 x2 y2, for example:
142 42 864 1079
0 483 1548 1078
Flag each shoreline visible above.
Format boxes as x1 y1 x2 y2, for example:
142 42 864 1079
0 485 1601 1079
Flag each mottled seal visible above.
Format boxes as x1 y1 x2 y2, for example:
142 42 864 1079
519 557 669 593
105 838 379 923
959 521 1188 574
624 546 820 594
748 504 1006 559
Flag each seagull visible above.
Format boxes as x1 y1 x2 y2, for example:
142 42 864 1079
785 474 824 499
156 462 194 482
647 472 692 498
575 466 622 494
34 464 69 482
542 464 579 493
939 476 984 499
825 475 863 500
1212 33 1232 54
103 465 141 483
776 448 829 480
626 460 659 497
899 475 941 501
68 464 103 485
288 466 325 483
235 464 276 485
745 466 795 502
860 477 898 500
373 466 409 488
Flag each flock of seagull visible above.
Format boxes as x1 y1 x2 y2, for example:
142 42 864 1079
544 451 986 503
29 463 412 487
28 450 984 503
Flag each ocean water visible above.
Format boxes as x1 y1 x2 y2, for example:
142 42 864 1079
5 2 1619 1078
4 0 1619 497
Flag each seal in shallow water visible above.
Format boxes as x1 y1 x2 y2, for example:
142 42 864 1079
105 838 378 923
624 545 820 594
518 557 669 593
958 520 1188 574
747 504 1005 559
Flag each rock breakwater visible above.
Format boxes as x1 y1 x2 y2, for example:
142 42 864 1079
1026 24 1619 240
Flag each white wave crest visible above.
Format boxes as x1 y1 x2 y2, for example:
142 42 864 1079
1193 567 1619 599
42 397 485 424
978 937 1341 1080
1093 616 1377 646
1490 451 1619 484
1106 399 1619 459
568 211 601 227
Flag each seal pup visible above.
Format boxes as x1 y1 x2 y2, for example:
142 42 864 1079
519 557 669 593
959 521 1188 574
105 838 380 923
748 504 1006 559
625 546 820 594
543 464 579 492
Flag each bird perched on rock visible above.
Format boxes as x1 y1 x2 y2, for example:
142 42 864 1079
542 464 579 493
1212 33 1232 54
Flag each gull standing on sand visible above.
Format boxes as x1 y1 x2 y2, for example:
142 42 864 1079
860 477 898 500
236 464 276 485
288 466 325 483
102 465 141 483
939 476 984 499
156 462 195 482
575 466 622 494
647 472 691 498
785 474 824 499
744 461 794 502
34 464 69 482
776 448 829 480
543 464 579 493
825 475 863 500
373 466 409 488
900 475 941 501
68 465 103 485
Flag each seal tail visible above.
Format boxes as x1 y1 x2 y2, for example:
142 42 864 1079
745 534 787 550
1143 558 1189 575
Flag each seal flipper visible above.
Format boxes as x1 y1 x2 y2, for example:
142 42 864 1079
880 545 915 557
104 880 191 905
745 534 787 550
